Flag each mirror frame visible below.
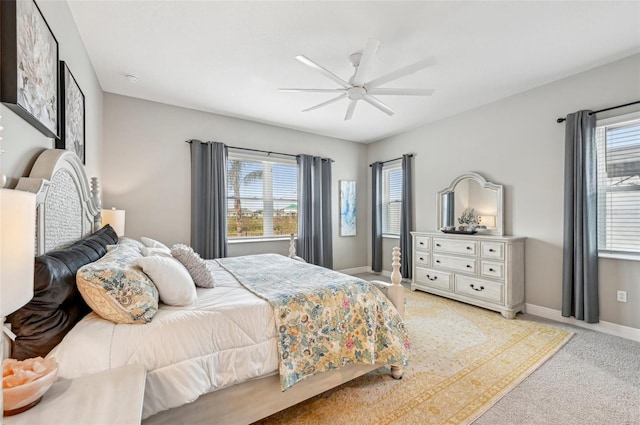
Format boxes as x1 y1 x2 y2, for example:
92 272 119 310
437 172 504 236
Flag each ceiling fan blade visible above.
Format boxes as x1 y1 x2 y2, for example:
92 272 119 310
295 55 351 89
366 57 436 89
352 39 380 86
302 93 347 113
279 88 346 93
363 95 395 116
367 88 435 96
344 100 358 121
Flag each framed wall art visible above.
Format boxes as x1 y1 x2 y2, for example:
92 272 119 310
0 0 59 138
340 180 356 236
57 61 85 163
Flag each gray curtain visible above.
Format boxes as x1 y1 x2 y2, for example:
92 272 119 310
562 111 599 323
189 140 228 259
297 155 333 268
400 154 413 278
371 162 383 272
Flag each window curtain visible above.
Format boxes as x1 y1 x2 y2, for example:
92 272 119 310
400 154 413 278
189 140 228 259
562 111 599 323
297 155 333 268
371 162 383 273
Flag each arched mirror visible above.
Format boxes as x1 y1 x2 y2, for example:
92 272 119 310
437 172 504 236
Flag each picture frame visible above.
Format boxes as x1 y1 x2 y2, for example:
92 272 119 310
0 0 59 138
339 180 356 236
56 61 85 163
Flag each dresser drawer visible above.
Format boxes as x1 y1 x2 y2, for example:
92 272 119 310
481 261 504 280
415 267 452 291
415 252 431 267
415 236 431 251
455 275 503 303
481 241 505 260
433 254 476 274
433 238 477 256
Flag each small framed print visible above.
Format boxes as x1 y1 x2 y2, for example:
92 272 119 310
56 61 85 163
0 0 59 138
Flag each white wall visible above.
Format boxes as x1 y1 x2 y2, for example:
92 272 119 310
369 54 640 330
1 1 103 186
102 94 368 270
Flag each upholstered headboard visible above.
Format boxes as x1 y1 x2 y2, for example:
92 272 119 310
7 149 115 360
15 149 102 255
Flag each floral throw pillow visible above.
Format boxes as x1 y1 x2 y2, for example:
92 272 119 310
77 244 159 324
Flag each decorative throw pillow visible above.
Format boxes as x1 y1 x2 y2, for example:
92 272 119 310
136 257 197 306
171 244 215 288
118 237 145 251
141 237 170 251
141 247 172 257
77 244 159 324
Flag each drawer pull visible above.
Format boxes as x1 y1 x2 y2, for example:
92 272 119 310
436 260 441 263
470 284 485 292
419 257 425 261
419 242 424 245
489 268 495 272
466 246 472 250
489 248 495 252
466 265 472 268
436 243 441 247
426 274 438 281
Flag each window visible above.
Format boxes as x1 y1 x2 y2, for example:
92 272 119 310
227 152 297 239
382 164 402 235
596 112 640 256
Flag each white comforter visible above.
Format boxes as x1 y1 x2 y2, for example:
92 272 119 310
48 261 278 419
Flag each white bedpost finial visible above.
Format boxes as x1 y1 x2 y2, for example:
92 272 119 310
390 247 402 287
289 233 296 258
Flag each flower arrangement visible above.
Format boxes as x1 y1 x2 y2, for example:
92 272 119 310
457 208 478 228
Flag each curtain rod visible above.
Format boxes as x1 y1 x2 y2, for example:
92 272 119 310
185 140 333 162
369 154 414 167
556 100 640 123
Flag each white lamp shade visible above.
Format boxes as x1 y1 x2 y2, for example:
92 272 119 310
0 189 36 316
478 215 497 228
102 208 126 236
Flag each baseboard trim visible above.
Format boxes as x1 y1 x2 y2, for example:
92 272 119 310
363 267 392 278
337 266 369 275
525 303 640 342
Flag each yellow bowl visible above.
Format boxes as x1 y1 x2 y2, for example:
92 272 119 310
3 363 59 414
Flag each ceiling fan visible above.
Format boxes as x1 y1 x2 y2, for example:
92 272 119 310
279 39 436 121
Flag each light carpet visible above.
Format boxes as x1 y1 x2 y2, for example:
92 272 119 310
256 289 573 425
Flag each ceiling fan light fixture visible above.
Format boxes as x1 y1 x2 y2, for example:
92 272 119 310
282 39 435 120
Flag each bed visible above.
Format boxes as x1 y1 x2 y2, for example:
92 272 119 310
8 149 409 424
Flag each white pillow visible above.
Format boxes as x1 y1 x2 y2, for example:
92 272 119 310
171 244 215 288
141 246 172 257
136 257 197 306
140 237 170 251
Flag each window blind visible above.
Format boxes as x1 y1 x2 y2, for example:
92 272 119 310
596 114 640 254
382 165 402 235
227 153 297 239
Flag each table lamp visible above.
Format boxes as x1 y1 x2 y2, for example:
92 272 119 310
1 189 36 413
101 208 126 237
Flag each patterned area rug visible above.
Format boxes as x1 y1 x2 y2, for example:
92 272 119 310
256 289 573 425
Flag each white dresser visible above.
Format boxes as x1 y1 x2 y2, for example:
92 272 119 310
411 231 526 319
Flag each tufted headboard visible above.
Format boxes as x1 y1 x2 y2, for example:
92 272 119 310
15 149 102 255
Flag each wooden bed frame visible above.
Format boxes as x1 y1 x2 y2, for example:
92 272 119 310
17 149 406 425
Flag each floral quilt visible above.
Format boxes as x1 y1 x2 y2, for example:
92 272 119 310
216 254 410 390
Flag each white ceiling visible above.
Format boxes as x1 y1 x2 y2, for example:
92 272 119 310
67 1 640 143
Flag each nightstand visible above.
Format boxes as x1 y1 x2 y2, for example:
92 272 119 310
4 364 146 425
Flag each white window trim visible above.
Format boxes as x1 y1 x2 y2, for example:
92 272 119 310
382 163 402 236
595 110 640 259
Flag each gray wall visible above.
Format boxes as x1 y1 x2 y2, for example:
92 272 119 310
368 54 640 329
0 1 103 186
101 93 368 271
